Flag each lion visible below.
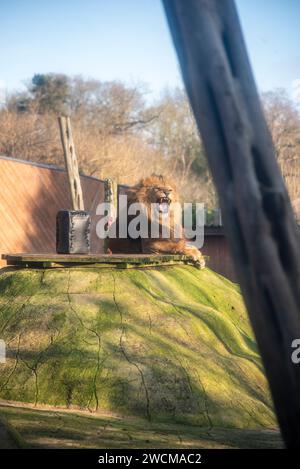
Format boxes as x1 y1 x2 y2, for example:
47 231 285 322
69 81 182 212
108 174 205 269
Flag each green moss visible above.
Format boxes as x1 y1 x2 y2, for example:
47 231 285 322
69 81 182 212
0 266 276 429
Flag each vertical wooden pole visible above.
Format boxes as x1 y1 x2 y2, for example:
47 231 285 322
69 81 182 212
104 178 118 253
163 0 300 447
58 116 84 211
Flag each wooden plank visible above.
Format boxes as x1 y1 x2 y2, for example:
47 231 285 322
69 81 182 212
58 116 84 210
163 0 300 447
1 252 191 267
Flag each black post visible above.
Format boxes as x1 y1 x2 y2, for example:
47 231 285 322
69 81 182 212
163 0 300 447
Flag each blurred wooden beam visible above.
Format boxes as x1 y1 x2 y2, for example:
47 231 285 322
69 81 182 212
163 0 300 448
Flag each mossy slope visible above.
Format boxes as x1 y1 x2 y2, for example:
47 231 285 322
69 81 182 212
0 266 276 428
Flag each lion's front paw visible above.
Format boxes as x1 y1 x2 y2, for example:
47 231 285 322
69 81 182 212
184 246 206 269
193 253 205 269
195 254 206 269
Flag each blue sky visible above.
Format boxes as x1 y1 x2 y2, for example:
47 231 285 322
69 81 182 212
1 0 300 101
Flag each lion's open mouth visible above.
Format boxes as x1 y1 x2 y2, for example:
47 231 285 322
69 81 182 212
156 197 171 214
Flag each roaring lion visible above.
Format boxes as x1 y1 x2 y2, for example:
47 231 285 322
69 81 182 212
108 175 205 269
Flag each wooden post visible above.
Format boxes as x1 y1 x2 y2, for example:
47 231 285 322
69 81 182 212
163 0 300 447
103 178 118 253
58 116 84 211
213 209 222 227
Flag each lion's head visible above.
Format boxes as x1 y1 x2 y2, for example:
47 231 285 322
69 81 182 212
129 174 178 215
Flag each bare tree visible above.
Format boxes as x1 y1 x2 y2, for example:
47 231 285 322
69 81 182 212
262 90 300 219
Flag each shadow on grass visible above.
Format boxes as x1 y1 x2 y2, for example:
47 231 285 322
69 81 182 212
0 404 284 449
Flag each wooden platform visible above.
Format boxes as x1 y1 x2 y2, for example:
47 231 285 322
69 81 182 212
1 253 191 269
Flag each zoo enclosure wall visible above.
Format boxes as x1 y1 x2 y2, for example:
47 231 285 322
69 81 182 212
0 156 236 281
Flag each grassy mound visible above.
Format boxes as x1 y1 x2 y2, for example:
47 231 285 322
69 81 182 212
0 266 276 428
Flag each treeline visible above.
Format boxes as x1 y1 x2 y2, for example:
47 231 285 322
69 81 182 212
0 74 299 214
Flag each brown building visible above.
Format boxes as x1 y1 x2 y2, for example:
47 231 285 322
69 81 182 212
202 226 236 282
